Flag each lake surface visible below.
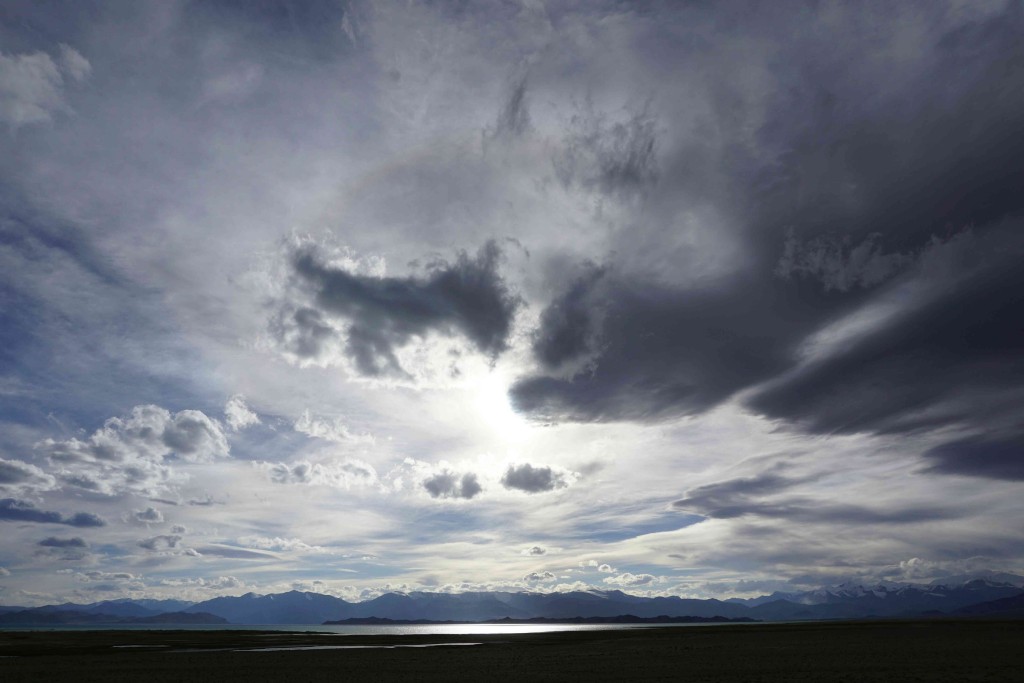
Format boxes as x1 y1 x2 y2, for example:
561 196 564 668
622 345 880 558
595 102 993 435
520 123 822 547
0 622 723 635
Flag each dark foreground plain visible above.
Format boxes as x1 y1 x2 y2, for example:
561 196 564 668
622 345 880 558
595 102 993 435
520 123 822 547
1 620 1021 682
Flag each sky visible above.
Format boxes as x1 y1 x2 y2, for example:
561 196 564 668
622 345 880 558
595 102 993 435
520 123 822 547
1 0 1022 607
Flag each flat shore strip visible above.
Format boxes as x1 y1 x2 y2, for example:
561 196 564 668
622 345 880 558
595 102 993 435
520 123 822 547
1 620 1021 682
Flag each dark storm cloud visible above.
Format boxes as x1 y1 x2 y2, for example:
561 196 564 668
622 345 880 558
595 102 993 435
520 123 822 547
284 240 522 376
673 473 954 525
500 464 571 494
0 498 106 527
749 227 1024 430
513 2 1024 443
922 436 1024 481
422 471 482 500
529 264 606 371
511 271 801 422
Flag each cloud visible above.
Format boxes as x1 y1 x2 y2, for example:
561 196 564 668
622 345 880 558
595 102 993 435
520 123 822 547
597 564 616 573
57 45 91 83
3 0 1024 602
258 459 377 488
749 227 1024 443
523 570 556 583
522 546 546 556
510 269 795 422
128 507 165 525
273 240 522 377
511 2 1024 433
42 405 229 465
528 264 607 375
0 498 105 527
489 76 531 139
193 545 275 560
500 463 573 493
235 536 328 553
37 536 89 561
138 534 182 551
672 471 954 525
0 44 90 128
0 566 9 577
224 395 260 431
38 536 87 548
293 410 373 444
423 470 482 500
0 458 57 493
775 230 914 293
553 99 659 198
922 436 1024 481
76 571 139 582
603 572 657 587
37 405 229 496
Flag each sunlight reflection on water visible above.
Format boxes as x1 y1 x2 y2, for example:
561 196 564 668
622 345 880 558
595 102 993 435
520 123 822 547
4 623 702 636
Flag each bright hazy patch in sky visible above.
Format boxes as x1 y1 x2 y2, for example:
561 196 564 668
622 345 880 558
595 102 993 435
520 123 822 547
1 0 1022 606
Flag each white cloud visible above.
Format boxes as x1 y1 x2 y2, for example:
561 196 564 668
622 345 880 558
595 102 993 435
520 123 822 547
127 507 165 525
603 572 658 587
293 410 373 444
37 405 230 497
597 563 616 573
235 536 329 553
523 571 556 583
224 395 261 431
138 534 182 552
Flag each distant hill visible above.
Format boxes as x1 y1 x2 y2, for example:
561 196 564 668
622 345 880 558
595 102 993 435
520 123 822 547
5 578 1023 625
0 609 225 626
183 590 351 625
740 579 1024 621
953 592 1024 618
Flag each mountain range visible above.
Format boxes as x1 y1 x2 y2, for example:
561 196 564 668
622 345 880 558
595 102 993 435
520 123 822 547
2 573 1021 626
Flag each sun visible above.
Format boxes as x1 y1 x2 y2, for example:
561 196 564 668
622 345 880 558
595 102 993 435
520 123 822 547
473 370 532 444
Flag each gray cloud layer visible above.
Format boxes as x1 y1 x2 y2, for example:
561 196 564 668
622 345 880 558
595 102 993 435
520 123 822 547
673 472 955 526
